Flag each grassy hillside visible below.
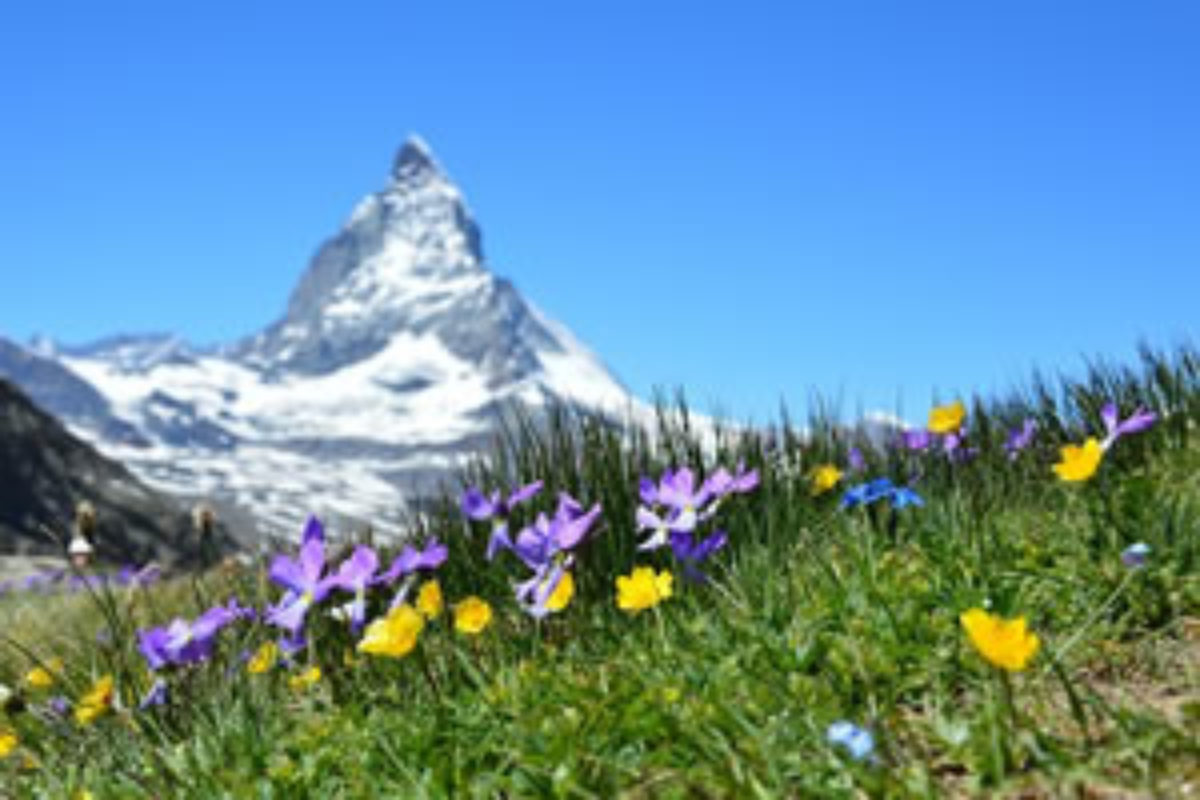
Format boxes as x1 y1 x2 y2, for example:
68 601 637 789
1 344 1198 798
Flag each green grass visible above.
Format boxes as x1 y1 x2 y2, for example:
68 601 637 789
2 343 1198 797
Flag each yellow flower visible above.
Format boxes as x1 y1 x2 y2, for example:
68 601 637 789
416 580 444 620
928 400 966 434
25 657 63 690
74 675 114 726
0 730 17 759
1053 437 1103 482
809 464 843 496
453 596 493 635
288 665 322 691
358 603 425 658
960 608 1040 672
247 641 279 675
545 571 575 613
616 566 673 614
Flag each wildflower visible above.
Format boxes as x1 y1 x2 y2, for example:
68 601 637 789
826 720 875 761
267 517 339 633
247 641 279 674
0 730 16 759
374 538 448 587
138 678 168 711
139 598 251 670
496 493 601 617
703 463 761 502
809 464 842 496
359 604 425 658
636 463 752 550
847 447 866 473
890 487 925 509
616 566 673 614
47 696 71 717
25 657 62 690
1005 418 1038 459
74 674 115 725
1121 542 1151 569
900 429 933 452
1053 437 1103 482
462 481 543 559
416 580 444 620
1100 402 1157 451
928 400 966 434
840 478 922 510
328 545 379 631
453 596 493 635
670 529 728 582
288 666 322 692
960 608 1040 672
543 571 574 613
840 478 895 508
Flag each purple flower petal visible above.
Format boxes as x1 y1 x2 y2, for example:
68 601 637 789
301 515 325 546
1115 408 1157 438
506 480 543 509
1101 402 1120 436
331 545 379 592
553 503 601 551
461 488 499 520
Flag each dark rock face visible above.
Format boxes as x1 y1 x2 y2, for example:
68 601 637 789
0 380 234 565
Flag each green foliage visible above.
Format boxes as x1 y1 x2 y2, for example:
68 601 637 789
1 342 1198 797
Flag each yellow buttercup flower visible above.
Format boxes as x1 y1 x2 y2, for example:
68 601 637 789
809 464 843 496
616 566 673 614
25 657 62 690
74 675 114 726
453 596 493 635
288 666 322 691
359 603 425 658
928 400 966 434
247 641 279 675
1053 437 1103 482
416 580 444 620
960 608 1040 672
545 571 575 613
0 730 17 759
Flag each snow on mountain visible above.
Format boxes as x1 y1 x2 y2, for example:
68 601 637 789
2 136 640 541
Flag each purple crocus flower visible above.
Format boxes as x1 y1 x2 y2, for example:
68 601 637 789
138 627 173 671
328 545 379 631
1005 419 1038 459
267 520 339 634
704 463 761 499
514 557 572 620
506 497 602 571
374 539 448 586
462 481 543 559
900 430 933 452
847 447 866 474
670 529 728 582
1100 403 1157 450
495 493 601 618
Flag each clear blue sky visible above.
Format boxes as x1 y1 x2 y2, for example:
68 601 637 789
1 1 1196 423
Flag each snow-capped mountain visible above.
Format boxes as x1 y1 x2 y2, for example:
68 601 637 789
0 137 635 540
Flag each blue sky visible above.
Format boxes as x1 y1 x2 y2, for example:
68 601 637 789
1 1 1196 423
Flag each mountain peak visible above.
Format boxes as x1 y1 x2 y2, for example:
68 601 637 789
392 134 440 179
